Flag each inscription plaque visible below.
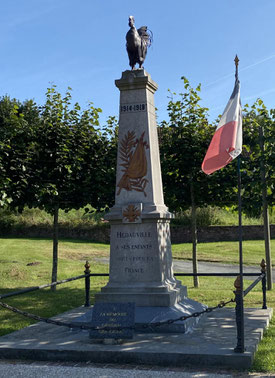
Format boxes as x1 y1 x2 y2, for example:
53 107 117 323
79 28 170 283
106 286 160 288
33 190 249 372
90 302 135 339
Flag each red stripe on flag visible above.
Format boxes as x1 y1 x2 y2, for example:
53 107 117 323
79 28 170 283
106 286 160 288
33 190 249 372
202 120 238 175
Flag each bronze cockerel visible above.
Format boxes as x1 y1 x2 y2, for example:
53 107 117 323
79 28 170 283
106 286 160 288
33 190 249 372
126 16 152 70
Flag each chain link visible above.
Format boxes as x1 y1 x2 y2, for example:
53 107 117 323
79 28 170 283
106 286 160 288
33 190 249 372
0 297 235 332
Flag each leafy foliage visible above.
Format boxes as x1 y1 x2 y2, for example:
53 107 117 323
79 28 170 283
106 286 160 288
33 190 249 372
159 77 236 212
0 87 118 215
29 86 101 213
0 87 118 286
0 96 37 210
242 100 274 217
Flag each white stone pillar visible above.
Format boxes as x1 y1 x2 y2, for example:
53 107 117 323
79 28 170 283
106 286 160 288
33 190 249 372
95 69 187 307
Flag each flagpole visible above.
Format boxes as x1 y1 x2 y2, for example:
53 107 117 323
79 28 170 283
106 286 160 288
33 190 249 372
235 55 245 353
201 55 245 352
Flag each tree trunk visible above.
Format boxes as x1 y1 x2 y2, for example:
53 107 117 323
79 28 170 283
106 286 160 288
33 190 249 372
190 180 199 288
259 125 273 290
51 204 59 291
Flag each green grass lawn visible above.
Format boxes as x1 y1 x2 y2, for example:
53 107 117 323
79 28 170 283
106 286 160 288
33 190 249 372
0 238 109 337
173 240 275 266
0 237 274 372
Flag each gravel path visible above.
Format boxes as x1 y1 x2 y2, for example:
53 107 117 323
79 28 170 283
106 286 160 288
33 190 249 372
0 361 241 377
1 361 274 377
95 258 275 282
172 260 275 281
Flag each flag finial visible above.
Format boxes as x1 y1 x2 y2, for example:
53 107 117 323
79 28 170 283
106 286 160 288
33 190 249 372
234 55 239 80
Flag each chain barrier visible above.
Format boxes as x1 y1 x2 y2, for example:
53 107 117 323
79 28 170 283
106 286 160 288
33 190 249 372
0 260 267 354
0 297 235 332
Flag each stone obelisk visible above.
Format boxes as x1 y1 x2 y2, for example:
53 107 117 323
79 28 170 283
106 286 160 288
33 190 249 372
96 69 185 306
95 69 205 330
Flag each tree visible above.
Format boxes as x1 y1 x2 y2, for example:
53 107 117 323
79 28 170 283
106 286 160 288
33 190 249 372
96 115 118 209
0 88 118 289
242 99 274 289
159 77 242 286
0 96 38 210
28 86 108 289
159 78 214 287
242 100 274 215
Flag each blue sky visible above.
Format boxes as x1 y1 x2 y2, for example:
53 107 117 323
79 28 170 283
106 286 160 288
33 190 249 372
1 0 275 124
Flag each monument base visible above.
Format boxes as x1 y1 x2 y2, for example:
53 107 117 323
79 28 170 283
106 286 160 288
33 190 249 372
95 217 188 307
95 282 188 307
72 298 207 335
134 298 207 333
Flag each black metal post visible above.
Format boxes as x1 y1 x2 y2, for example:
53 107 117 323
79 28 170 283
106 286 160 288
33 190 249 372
261 259 267 310
84 261 91 307
234 276 245 353
259 125 273 290
236 155 245 353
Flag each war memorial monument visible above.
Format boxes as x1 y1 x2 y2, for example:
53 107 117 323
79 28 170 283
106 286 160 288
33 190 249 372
0 17 272 371
92 16 205 333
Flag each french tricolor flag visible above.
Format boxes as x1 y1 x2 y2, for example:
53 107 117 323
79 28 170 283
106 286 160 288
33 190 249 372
202 79 242 175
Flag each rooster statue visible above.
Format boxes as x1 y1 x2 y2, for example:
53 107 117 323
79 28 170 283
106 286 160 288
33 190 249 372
126 16 152 70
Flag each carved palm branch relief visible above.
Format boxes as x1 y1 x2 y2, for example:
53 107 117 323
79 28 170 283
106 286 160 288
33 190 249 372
117 131 149 197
